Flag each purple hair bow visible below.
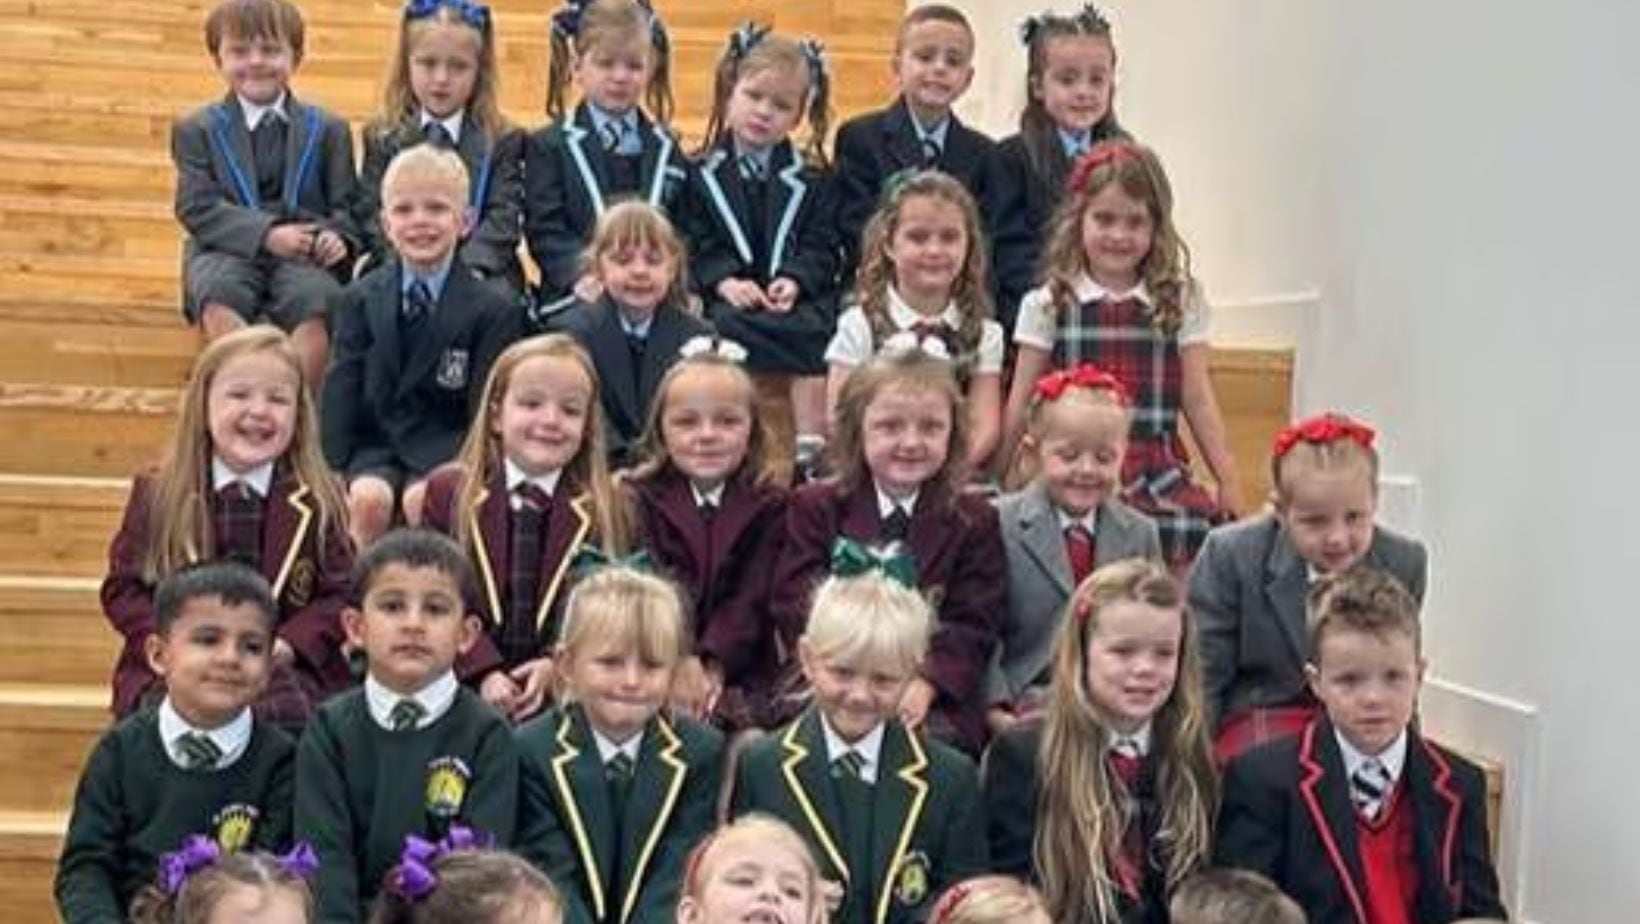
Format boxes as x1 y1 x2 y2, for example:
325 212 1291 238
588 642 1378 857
159 836 319 896
385 825 493 902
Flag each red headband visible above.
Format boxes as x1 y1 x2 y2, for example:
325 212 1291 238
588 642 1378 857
1271 413 1376 459
928 881 976 924
1033 363 1129 405
1068 141 1141 195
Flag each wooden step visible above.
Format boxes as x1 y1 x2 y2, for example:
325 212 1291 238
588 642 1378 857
0 384 177 478
0 318 195 387
0 291 180 332
0 195 176 261
0 578 120 688
0 685 108 817
0 141 172 201
0 811 66 924
0 475 130 578
0 253 179 307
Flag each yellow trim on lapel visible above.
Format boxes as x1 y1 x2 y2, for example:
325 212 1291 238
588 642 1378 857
617 717 688 924
467 486 505 626
549 713 608 920
271 481 313 599
534 492 594 632
873 730 930 924
778 721 850 883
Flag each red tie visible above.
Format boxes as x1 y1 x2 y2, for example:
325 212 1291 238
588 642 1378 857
1064 524 1095 586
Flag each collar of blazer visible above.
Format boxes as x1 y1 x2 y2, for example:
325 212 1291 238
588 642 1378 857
564 107 678 215
261 466 314 602
638 468 776 563
549 707 690 924
1011 481 1076 597
778 711 930 924
1264 518 1317 671
468 472 594 631
698 141 809 279
208 92 321 214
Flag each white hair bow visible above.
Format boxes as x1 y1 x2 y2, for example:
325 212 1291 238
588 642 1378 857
679 335 749 363
880 330 950 360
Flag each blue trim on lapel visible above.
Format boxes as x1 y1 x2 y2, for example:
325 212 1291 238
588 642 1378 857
643 124 676 207
699 150 754 266
768 160 807 279
564 124 605 216
285 107 321 216
207 104 258 209
470 147 493 214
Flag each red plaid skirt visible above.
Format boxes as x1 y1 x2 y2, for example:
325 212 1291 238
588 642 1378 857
1120 435 1226 570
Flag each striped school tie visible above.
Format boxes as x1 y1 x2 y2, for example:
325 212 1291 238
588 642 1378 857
177 731 223 770
389 698 426 732
831 749 867 781
1351 757 1392 821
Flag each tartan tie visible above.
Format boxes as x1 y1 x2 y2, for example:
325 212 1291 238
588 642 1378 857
214 481 263 566
881 506 911 544
831 749 867 781
1351 757 1392 821
1064 524 1096 586
423 120 455 149
503 484 550 665
177 731 223 770
389 698 426 732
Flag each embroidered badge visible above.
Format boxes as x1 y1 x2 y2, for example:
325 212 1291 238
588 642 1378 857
892 850 931 907
211 803 260 852
436 349 470 389
425 756 472 822
284 558 316 608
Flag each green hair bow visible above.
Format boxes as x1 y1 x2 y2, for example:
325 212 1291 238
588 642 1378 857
571 544 653 574
829 537 918 588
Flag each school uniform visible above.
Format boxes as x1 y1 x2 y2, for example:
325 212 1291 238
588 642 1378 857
627 468 787 728
734 709 989 924
321 256 521 489
421 464 598 681
1216 718 1506 924
987 125 1124 330
524 103 689 311
825 287 1006 390
173 91 359 326
296 674 519 924
55 703 294 924
983 718 1174 924
832 97 995 278
516 705 722 924
100 463 354 722
988 482 1162 707
769 479 1006 754
541 295 712 466
680 139 841 375
1191 514 1429 758
357 113 528 298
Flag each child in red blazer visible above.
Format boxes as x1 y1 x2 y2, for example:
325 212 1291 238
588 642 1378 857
770 347 1004 753
1216 567 1505 924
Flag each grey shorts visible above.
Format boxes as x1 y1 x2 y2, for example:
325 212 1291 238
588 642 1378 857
185 250 343 329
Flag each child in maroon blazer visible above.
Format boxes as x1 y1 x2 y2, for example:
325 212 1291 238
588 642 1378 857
770 346 1005 754
623 336 788 730
102 326 352 727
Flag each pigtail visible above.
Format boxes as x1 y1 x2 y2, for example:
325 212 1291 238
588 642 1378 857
642 2 675 126
1016 5 1122 187
546 6 577 121
798 38 831 167
698 23 766 156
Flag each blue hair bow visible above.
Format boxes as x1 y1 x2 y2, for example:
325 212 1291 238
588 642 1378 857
798 38 828 89
404 0 491 32
550 0 585 38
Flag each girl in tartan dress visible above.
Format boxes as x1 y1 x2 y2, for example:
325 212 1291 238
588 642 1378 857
1002 141 1240 570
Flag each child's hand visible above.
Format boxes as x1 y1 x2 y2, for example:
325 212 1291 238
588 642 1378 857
573 274 604 303
897 678 938 729
312 229 347 268
509 656 556 720
272 638 296 669
985 706 1018 737
716 278 769 310
669 655 724 720
766 277 799 313
263 223 317 259
479 670 521 718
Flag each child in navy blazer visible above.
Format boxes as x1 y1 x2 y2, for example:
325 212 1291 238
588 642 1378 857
1215 567 1505 924
322 145 520 547
1191 413 1428 762
525 0 685 312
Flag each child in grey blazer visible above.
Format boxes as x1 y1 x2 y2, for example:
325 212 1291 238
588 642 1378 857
1190 413 1427 763
989 365 1160 736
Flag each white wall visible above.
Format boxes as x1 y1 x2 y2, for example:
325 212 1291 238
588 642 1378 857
938 0 1640 919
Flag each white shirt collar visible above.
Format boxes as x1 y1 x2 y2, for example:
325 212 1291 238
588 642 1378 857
691 481 725 508
158 697 254 770
875 484 918 519
239 92 288 132
504 458 563 507
1106 720 1152 757
1070 273 1154 308
1055 505 1099 535
211 456 275 498
819 713 885 784
364 671 460 731
1335 727 1408 785
593 726 644 765
886 285 962 332
418 108 464 144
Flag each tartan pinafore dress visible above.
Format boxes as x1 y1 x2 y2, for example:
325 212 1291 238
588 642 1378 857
1051 295 1225 569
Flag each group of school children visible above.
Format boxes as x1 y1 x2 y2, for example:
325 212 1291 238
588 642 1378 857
48 0 1512 922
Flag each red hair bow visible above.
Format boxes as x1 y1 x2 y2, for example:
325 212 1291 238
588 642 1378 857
1033 364 1129 405
1271 413 1376 459
929 881 975 924
1068 141 1140 195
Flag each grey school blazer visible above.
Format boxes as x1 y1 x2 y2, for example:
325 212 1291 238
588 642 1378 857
987 482 1162 703
1189 512 1428 727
